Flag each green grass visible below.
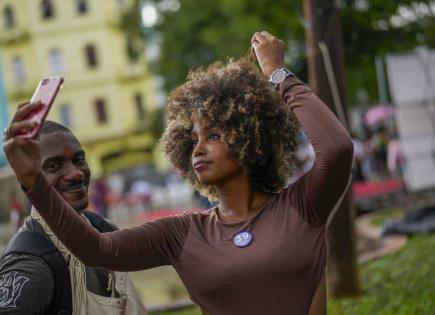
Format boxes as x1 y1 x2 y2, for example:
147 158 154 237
370 207 405 227
328 234 435 315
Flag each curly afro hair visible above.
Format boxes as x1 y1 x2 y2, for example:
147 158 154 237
160 57 300 201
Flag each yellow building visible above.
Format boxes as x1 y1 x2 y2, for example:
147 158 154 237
0 0 160 176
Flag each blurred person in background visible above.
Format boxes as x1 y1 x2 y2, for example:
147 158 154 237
4 32 353 315
0 121 146 314
372 126 390 179
129 178 153 210
91 176 110 218
351 133 366 182
387 137 404 178
361 128 375 180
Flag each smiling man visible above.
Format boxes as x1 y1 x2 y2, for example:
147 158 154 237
0 120 146 314
40 122 90 211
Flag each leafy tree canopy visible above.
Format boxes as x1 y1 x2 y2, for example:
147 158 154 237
125 0 435 105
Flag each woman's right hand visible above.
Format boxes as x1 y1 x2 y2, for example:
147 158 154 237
3 101 43 190
251 31 285 77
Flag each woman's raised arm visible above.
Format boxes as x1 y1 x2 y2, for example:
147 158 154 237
280 76 353 226
252 31 353 226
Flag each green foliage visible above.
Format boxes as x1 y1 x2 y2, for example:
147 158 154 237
152 0 303 91
328 234 435 315
120 2 145 38
148 107 164 138
119 3 146 63
370 207 405 227
340 0 435 104
124 0 435 106
121 0 435 104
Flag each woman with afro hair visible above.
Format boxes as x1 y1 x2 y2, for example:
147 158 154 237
5 31 353 315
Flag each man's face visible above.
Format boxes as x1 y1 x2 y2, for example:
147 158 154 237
40 131 90 211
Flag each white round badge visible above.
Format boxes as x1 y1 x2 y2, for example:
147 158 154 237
233 231 253 248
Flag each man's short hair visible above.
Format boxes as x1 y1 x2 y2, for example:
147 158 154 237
40 120 72 136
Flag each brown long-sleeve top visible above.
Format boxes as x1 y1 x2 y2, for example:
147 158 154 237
26 76 353 315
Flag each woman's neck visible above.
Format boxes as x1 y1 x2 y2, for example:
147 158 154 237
215 175 272 221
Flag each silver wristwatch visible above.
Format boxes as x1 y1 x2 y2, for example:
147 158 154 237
269 68 294 89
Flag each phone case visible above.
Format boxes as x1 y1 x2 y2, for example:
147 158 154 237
16 76 64 139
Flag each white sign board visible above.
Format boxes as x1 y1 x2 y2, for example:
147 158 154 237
386 49 435 191
387 49 435 105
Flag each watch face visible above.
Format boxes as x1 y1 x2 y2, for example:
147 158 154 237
271 69 287 84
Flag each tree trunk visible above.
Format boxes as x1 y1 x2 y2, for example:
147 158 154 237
303 0 360 297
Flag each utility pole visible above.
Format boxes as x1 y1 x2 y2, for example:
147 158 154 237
303 0 360 297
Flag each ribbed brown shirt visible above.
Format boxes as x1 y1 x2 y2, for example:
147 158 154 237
26 76 353 315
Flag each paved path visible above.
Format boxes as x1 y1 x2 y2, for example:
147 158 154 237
356 214 407 264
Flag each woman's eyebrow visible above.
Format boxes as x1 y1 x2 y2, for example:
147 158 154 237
191 126 221 136
204 125 221 132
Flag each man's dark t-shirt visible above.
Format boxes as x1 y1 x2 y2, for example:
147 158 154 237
0 217 114 314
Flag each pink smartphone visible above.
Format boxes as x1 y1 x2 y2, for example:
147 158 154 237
17 76 64 138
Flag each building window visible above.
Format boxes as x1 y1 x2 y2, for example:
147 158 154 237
48 48 64 74
4 6 15 29
76 0 88 14
59 105 73 128
41 0 54 19
126 38 141 63
85 44 98 68
94 98 108 123
12 56 26 84
134 92 146 119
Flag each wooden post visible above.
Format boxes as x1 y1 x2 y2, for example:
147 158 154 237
303 0 360 297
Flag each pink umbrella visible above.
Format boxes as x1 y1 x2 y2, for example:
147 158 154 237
364 104 394 126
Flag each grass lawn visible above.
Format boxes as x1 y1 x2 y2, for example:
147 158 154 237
328 233 435 315
145 210 434 315
369 207 405 227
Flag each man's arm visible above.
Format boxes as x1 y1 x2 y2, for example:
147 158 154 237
0 254 54 314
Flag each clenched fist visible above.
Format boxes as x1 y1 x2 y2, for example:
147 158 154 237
251 31 285 77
